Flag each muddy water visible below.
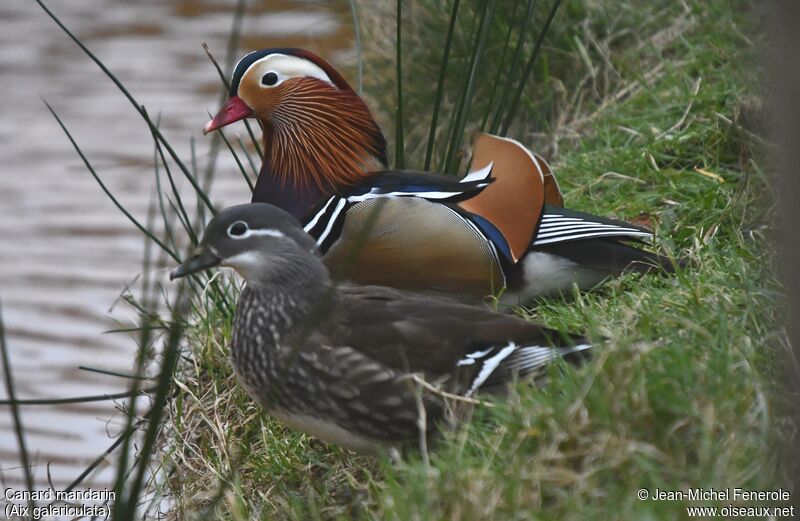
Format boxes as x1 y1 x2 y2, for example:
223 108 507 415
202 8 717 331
0 0 352 492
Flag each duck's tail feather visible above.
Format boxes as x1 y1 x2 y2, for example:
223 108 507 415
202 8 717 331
463 341 591 396
533 237 681 276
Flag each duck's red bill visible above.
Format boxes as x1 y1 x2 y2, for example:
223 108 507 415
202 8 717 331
203 96 253 134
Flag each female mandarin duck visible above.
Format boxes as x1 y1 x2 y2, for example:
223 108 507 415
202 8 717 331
204 48 676 302
170 203 591 452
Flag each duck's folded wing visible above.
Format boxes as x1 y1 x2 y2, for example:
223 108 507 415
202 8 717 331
302 166 495 254
308 286 589 394
344 165 493 202
459 133 544 262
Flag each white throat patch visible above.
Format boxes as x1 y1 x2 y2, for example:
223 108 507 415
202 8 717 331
224 251 267 282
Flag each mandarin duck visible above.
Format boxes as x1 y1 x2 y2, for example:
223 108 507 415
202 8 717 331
204 48 677 302
170 203 590 453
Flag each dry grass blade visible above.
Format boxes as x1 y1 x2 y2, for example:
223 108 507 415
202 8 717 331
443 0 496 175
349 0 364 94
0 301 36 515
56 413 150 499
489 0 536 134
479 1 519 131
500 0 562 135
423 0 460 171
43 100 180 262
216 126 256 193
114 284 189 520
78 366 155 381
147 109 198 246
35 0 217 214
0 388 158 406
395 0 405 168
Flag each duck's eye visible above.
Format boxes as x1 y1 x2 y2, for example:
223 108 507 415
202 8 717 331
228 221 248 238
261 72 279 86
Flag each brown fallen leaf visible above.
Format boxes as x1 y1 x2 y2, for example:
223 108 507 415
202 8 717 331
631 212 653 229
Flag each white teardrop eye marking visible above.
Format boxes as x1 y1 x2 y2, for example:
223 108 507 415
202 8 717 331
228 221 249 238
244 54 335 90
227 221 286 240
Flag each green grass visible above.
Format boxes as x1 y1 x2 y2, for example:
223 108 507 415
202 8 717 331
36 0 792 518
151 1 793 519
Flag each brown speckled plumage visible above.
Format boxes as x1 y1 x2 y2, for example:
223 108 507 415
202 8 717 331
172 203 591 453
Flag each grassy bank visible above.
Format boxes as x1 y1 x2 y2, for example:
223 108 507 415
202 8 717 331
144 1 792 519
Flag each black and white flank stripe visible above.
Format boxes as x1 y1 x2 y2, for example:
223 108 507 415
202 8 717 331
303 195 349 251
345 163 493 202
302 164 494 252
457 342 591 397
532 207 652 246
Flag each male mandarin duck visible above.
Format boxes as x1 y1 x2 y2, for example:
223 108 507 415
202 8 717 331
204 48 676 302
170 203 591 453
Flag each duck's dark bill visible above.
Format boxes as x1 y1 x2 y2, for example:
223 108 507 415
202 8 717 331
170 250 221 280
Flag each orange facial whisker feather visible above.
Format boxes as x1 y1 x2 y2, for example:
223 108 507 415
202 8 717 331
267 80 386 196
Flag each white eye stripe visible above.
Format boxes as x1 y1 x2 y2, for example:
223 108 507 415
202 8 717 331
243 54 335 90
227 221 286 240
246 229 285 238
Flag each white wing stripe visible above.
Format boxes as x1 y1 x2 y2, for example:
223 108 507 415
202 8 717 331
534 230 652 246
466 343 518 397
497 347 552 375
346 189 477 202
514 346 554 365
315 198 347 246
303 196 337 232
570 344 592 353
510 343 591 373
459 161 494 183
489 343 592 378
457 347 497 366
537 226 647 239
538 222 627 232
541 216 584 222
